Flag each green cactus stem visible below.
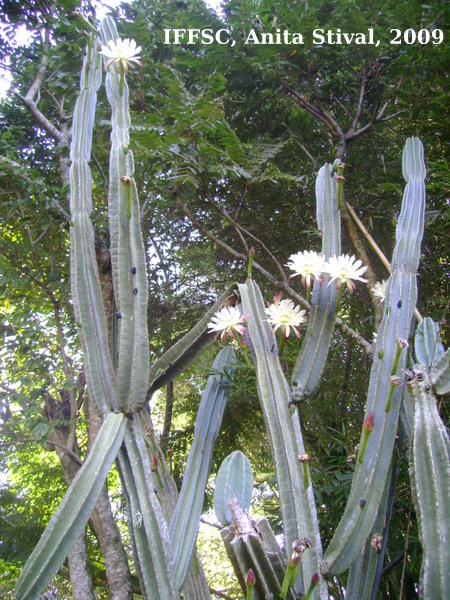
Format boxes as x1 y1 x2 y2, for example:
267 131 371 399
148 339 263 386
409 365 450 599
69 29 118 414
147 284 239 395
239 279 326 598
323 137 427 575
291 163 340 403
169 347 236 590
119 419 178 600
214 450 253 526
16 413 125 599
101 17 149 413
221 509 291 600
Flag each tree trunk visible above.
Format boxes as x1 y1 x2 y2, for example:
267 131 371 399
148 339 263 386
66 536 95 600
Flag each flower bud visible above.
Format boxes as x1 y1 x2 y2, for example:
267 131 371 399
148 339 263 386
246 568 256 587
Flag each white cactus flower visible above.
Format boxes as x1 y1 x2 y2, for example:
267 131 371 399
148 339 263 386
324 254 368 293
265 294 307 339
372 279 388 302
286 250 325 288
207 306 248 341
100 38 142 73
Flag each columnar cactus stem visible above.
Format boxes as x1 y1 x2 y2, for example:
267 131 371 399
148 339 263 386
408 365 450 599
69 30 118 414
291 163 340 402
169 347 236 589
238 279 327 599
323 137 427 574
100 18 149 413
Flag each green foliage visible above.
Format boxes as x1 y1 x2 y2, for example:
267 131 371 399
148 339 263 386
0 1 448 598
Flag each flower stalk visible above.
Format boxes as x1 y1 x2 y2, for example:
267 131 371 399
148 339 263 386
358 412 374 463
246 568 256 600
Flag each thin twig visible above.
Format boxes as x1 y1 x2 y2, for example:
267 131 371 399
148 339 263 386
174 192 373 354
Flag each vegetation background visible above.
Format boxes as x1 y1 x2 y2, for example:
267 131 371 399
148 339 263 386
0 0 448 597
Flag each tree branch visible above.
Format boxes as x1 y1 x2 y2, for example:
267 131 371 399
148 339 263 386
174 192 373 354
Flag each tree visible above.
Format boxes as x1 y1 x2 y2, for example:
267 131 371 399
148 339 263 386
0 0 448 598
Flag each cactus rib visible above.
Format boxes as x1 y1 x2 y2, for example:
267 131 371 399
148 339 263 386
119 419 178 599
408 366 450 599
239 279 326 599
69 32 118 414
291 164 340 402
323 137 426 574
214 450 253 526
101 17 149 412
16 413 125 599
169 346 236 589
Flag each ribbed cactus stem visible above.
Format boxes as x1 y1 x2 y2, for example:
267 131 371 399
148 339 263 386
100 17 149 413
239 279 327 599
291 163 341 402
408 365 449 599
323 137 427 575
69 30 118 414
170 347 236 590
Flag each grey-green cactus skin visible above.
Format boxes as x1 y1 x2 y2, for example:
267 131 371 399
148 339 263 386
16 412 126 599
14 10 445 599
69 27 118 415
291 164 340 402
221 509 293 600
323 137 426 574
408 364 450 599
101 19 150 413
239 279 327 599
169 346 236 589
214 450 253 526
119 419 178 599
406 318 450 599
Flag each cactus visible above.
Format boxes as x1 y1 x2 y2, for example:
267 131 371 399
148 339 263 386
323 136 426 574
16 412 126 599
291 163 340 402
169 346 236 589
214 450 253 526
15 9 447 600
220 508 292 599
68 23 118 415
407 319 450 599
238 279 327 598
